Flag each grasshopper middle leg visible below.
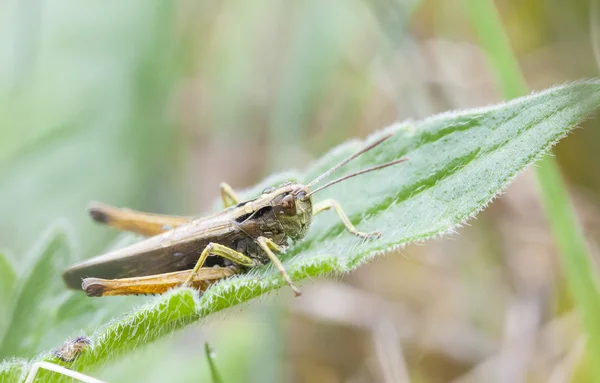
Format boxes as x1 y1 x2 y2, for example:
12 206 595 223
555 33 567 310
185 238 300 296
184 243 257 286
88 201 190 237
313 199 381 239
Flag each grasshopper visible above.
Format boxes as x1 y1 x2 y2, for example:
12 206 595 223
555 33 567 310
62 133 407 297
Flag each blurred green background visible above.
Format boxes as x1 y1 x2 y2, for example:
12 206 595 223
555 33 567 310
1 0 599 382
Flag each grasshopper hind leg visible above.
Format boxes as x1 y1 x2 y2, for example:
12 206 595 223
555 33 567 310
82 267 239 297
88 202 190 237
88 182 241 236
81 243 257 297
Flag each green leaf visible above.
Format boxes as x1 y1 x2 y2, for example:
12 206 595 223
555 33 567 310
2 80 600 382
0 224 74 359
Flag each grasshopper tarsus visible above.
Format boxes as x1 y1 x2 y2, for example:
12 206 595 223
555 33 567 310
360 231 382 239
292 286 302 297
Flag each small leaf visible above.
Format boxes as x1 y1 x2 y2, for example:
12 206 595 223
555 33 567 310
0 225 74 359
3 80 600 381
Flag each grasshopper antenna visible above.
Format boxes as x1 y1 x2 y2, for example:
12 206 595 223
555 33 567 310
304 157 408 199
306 133 395 188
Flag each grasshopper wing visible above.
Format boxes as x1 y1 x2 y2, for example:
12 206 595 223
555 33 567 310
63 214 242 289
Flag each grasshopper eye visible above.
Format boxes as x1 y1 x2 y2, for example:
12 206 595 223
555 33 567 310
262 186 276 194
281 194 296 215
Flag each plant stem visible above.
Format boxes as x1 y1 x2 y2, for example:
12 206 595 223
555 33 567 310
464 0 600 380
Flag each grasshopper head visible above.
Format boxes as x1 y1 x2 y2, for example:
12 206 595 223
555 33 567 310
266 183 312 240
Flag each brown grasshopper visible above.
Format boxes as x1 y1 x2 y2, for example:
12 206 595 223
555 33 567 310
62 134 407 297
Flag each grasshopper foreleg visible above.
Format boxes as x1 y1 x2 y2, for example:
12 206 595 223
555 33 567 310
184 243 256 286
313 199 381 239
88 201 190 236
220 183 241 208
256 236 301 297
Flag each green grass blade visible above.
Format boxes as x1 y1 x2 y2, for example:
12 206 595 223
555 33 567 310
463 1 600 381
463 0 528 99
205 343 224 383
2 81 600 382
0 254 16 336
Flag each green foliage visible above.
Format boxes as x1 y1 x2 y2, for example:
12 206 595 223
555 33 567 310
0 0 184 380
464 1 600 381
0 226 73 359
0 0 181 259
1 81 599 382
